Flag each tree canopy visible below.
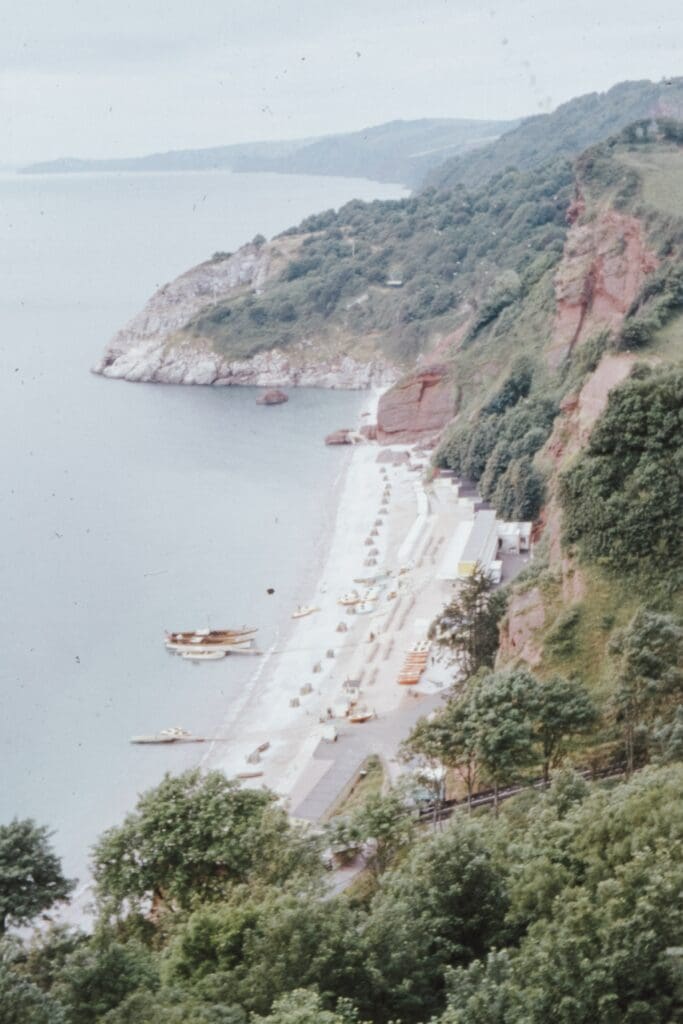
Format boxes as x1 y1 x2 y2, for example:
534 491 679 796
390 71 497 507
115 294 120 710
0 820 74 934
91 770 320 916
560 366 683 587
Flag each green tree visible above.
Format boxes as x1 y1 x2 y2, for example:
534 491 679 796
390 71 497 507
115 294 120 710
559 366 683 583
92 770 320 917
0 958 66 1024
329 789 415 876
162 893 366 1017
51 938 158 1024
652 705 683 764
609 609 683 773
403 697 480 811
100 991 245 1024
0 820 74 934
430 568 507 679
533 676 598 785
363 822 508 1023
492 456 545 520
468 670 539 811
251 989 348 1024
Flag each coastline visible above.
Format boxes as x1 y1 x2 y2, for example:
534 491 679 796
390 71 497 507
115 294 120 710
204 388 460 818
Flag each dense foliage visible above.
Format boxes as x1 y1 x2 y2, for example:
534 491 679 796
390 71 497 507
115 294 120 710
188 160 572 362
0 820 74 934
5 761 683 1024
437 358 555 519
560 366 683 586
92 770 321 917
405 668 598 804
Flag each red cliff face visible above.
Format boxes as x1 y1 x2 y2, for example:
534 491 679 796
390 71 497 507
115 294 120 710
547 208 658 369
376 364 456 445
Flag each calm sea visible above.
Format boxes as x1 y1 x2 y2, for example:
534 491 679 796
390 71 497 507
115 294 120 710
0 169 405 883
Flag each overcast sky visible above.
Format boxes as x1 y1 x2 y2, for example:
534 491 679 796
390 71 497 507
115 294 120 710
1 0 681 164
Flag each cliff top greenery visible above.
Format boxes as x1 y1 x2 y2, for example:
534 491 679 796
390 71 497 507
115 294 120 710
187 156 574 363
424 76 683 189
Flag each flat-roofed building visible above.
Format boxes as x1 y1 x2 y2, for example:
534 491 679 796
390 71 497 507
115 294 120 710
457 509 498 577
438 507 532 583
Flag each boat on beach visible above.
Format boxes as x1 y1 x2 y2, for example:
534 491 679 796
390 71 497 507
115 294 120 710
292 605 319 619
349 706 376 724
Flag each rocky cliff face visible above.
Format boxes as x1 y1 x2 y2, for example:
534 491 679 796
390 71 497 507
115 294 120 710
498 349 640 669
547 205 658 369
376 364 456 445
94 240 399 390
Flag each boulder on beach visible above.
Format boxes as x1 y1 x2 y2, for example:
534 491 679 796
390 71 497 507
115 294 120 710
325 428 353 445
256 389 289 406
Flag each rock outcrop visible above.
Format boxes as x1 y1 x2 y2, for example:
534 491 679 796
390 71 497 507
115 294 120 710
94 240 399 390
497 586 546 668
256 389 289 405
376 364 456 445
547 207 658 369
325 429 360 446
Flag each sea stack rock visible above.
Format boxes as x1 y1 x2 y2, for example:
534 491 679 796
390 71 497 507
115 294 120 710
376 363 456 445
256 389 289 405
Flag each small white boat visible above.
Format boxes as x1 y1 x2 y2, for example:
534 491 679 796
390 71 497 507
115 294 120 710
131 727 201 745
292 605 319 619
180 648 226 661
363 587 381 602
355 602 375 615
338 590 361 606
349 706 375 724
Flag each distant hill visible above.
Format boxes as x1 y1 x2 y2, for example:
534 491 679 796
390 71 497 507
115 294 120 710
231 119 513 186
425 77 683 189
20 118 514 187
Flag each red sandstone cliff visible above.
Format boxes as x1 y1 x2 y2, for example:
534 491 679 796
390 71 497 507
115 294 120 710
376 364 456 445
547 206 658 369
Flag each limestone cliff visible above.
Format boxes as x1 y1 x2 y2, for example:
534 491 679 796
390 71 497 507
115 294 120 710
94 240 399 390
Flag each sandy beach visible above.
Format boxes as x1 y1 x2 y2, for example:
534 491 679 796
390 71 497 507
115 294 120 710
202 390 476 821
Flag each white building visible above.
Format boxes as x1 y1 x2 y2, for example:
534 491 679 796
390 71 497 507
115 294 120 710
438 508 532 583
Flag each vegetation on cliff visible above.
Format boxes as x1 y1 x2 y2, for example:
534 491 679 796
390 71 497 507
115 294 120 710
424 77 683 190
187 158 572 363
5 760 683 1023
560 365 683 590
9 98 683 1024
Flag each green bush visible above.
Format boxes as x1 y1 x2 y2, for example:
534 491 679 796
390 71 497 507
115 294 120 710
560 366 683 584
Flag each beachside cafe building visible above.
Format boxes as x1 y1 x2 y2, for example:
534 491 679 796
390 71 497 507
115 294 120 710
438 509 531 584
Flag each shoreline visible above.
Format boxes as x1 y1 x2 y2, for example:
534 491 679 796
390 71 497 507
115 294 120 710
202 387 384 782
204 389 460 818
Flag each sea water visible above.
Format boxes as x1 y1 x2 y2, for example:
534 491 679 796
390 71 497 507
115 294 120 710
0 168 406 883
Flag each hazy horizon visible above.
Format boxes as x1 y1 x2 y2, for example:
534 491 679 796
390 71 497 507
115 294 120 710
3 0 681 165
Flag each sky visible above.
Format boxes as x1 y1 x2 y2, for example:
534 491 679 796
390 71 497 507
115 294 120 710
1 0 681 165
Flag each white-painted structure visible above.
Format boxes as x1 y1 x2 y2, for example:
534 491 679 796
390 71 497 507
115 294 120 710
437 500 532 584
